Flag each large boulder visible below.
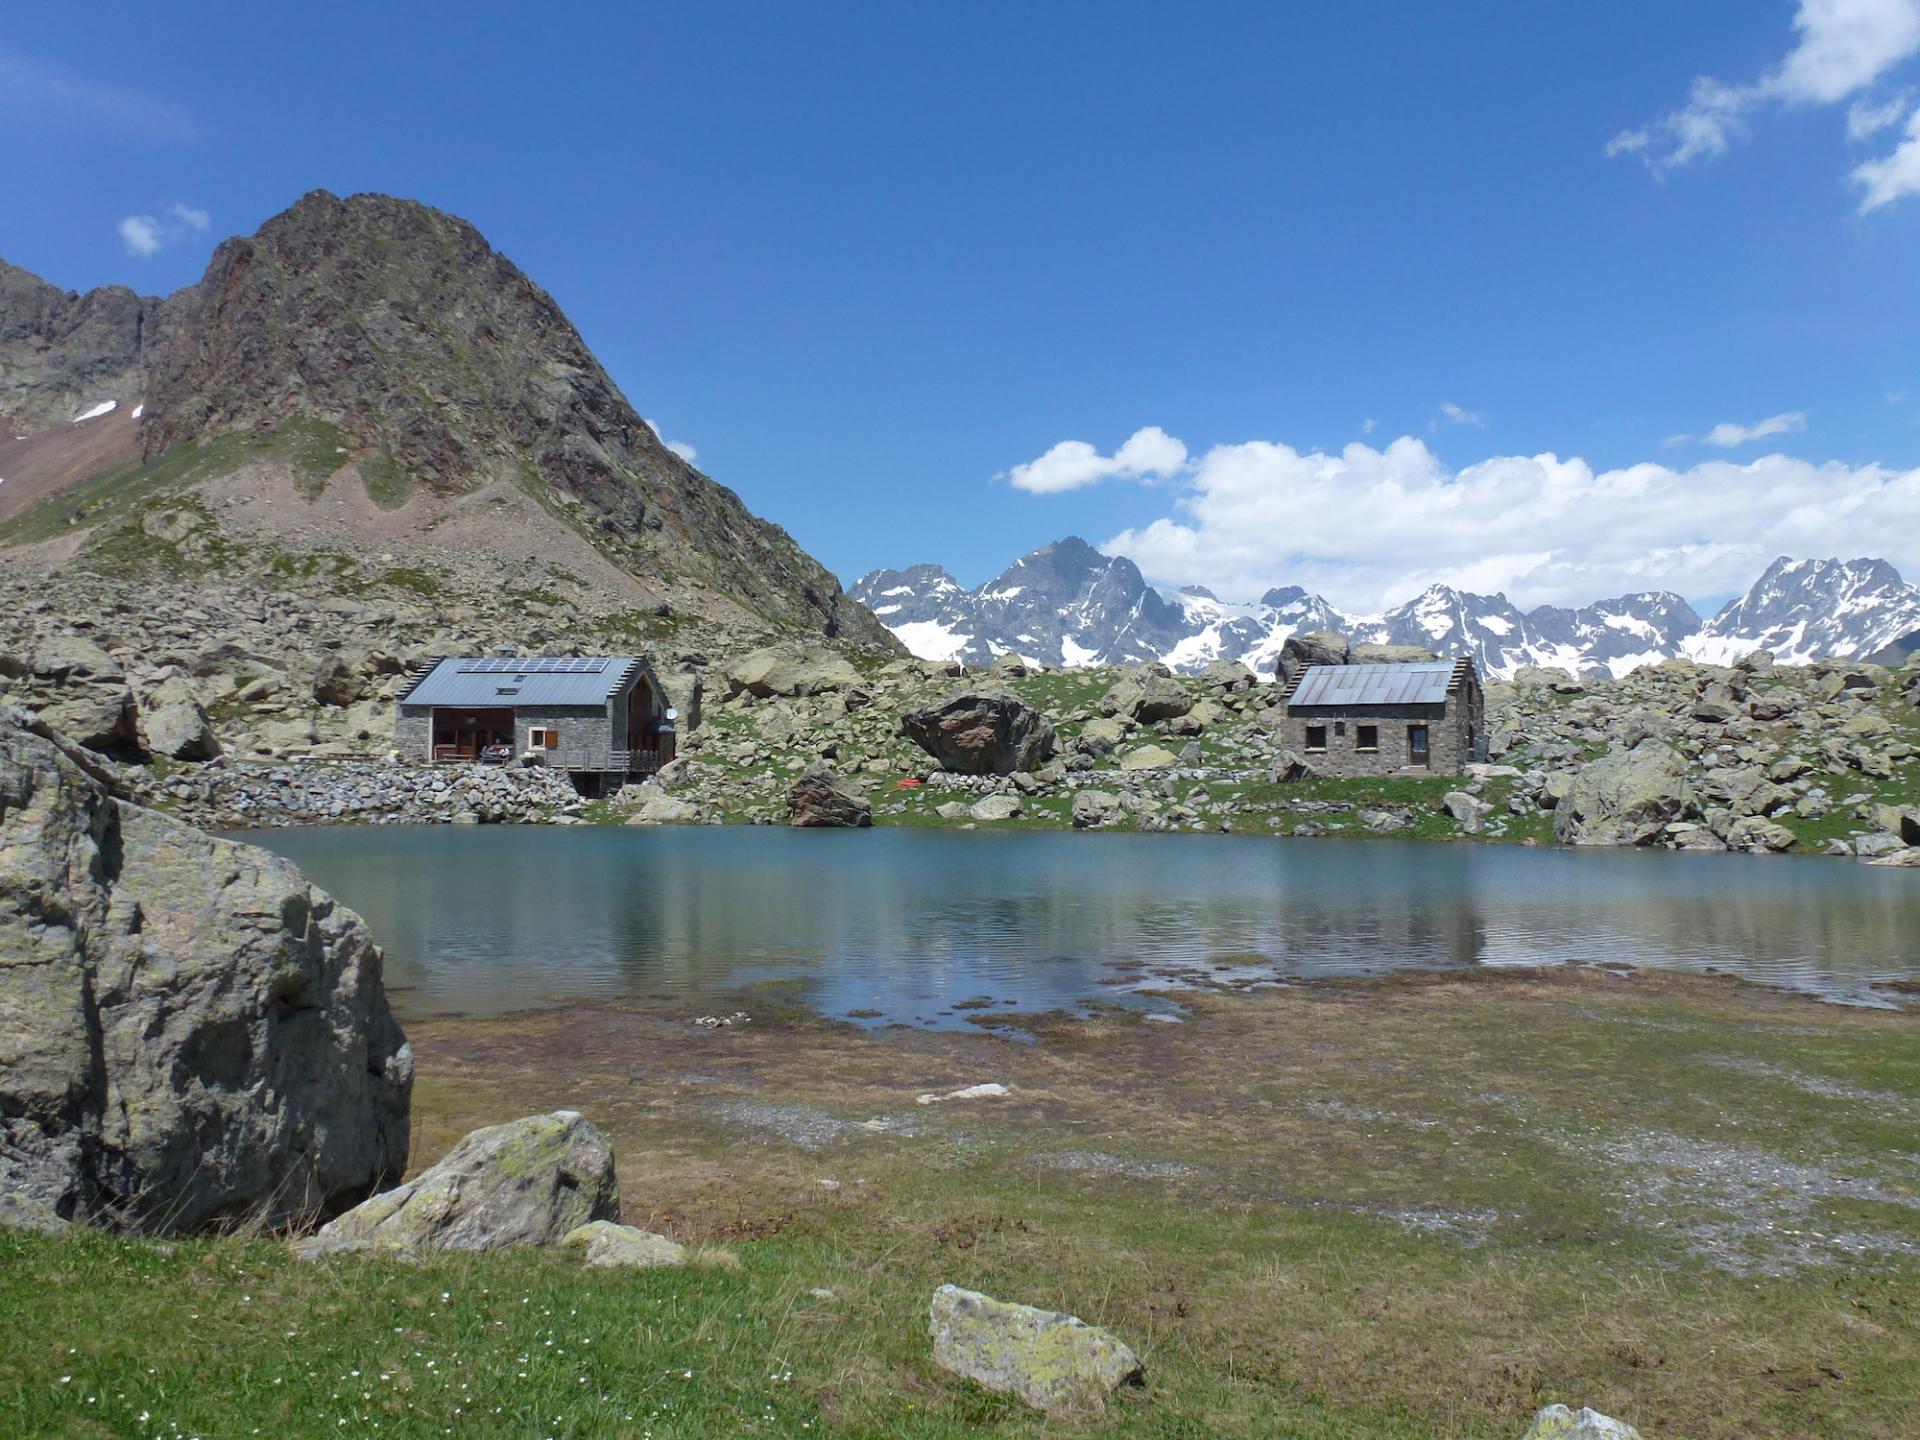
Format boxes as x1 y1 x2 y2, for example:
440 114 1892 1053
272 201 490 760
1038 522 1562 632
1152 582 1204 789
929 1284 1142 1415
1098 669 1192 724
1071 790 1122 828
297 1110 618 1258
0 709 411 1234
1554 741 1697 846
136 676 221 761
28 681 142 758
1199 658 1256 691
724 643 861 700
900 690 1055 775
1276 630 1349 685
787 762 872 827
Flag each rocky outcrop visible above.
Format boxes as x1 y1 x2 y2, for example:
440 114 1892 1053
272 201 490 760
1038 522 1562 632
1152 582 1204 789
297 1110 617 1258
3 191 900 653
1554 741 1698 846
787 762 872 827
0 709 411 1234
1276 630 1350 684
899 691 1056 775
928 1285 1142 1415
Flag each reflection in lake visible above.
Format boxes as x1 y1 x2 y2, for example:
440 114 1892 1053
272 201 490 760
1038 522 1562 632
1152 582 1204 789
233 826 1920 1026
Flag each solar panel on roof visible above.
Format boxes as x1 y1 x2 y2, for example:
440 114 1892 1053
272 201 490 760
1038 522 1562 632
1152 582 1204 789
456 656 608 674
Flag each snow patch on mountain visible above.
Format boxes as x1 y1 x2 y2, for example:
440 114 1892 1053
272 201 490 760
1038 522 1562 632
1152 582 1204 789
853 542 1920 678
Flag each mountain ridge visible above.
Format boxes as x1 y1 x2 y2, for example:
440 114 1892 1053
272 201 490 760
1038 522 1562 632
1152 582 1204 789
852 539 1920 677
0 190 896 653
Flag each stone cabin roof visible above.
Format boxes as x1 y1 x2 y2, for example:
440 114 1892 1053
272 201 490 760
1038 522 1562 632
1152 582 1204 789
1283 657 1476 709
397 656 646 709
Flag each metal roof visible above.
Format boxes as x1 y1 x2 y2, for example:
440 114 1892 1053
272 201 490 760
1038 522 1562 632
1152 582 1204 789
400 656 640 709
1287 661 1460 707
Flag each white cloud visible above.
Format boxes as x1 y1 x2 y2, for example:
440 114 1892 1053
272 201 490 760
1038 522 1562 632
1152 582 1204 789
0 50 195 142
116 201 210 257
1701 411 1808 447
1610 0 1920 202
117 216 163 257
645 419 697 463
1100 428 1920 613
1848 88 1914 136
1437 401 1485 429
1853 104 1920 204
1005 425 1188 494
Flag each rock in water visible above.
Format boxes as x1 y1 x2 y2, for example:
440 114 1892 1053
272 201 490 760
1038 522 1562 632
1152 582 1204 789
1520 1404 1643 1439
787 762 873 827
899 691 1056 775
928 1284 1142 1415
1553 740 1697 846
562 1220 687 1268
0 708 411 1233
296 1110 618 1258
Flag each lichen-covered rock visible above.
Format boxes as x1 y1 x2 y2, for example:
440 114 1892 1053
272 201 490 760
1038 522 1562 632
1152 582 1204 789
562 1219 687 1268
296 1110 617 1258
1097 669 1191 725
725 643 862 700
1519 1403 1643 1439
1554 741 1697 846
899 690 1055 775
0 708 411 1233
969 793 1022 821
1442 790 1491 832
928 1284 1142 1415
1118 744 1178 771
136 676 221 760
787 762 872 827
626 787 701 825
1070 790 1121 828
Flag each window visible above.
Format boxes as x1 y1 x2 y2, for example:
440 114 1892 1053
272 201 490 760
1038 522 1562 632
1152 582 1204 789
1356 724 1379 752
1305 724 1328 752
528 727 559 750
1408 724 1430 764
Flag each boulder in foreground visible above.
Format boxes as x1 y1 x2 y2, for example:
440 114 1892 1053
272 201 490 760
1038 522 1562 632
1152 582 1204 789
0 708 411 1234
928 1283 1142 1414
1520 1404 1643 1439
296 1110 617 1258
562 1219 687 1268
899 691 1055 775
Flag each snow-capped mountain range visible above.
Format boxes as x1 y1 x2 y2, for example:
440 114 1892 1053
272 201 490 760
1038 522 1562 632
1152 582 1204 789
850 540 1920 680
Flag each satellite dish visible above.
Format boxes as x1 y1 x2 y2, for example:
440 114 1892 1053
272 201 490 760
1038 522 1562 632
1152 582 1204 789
663 707 679 721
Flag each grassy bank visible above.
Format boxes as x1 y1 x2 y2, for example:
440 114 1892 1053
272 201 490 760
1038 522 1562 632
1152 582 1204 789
4 969 1916 1439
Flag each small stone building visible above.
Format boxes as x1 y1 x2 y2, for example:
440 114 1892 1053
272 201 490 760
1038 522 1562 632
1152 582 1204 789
1278 657 1484 777
394 655 676 788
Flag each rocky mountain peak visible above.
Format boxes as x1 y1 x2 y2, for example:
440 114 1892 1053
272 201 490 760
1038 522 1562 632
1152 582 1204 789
856 536 1918 678
0 191 895 651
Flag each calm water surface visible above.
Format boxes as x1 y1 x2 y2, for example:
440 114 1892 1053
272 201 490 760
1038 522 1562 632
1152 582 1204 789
233 827 1920 1026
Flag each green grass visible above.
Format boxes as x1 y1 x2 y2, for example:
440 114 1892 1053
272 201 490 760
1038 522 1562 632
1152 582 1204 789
358 447 415 510
4 972 1914 1439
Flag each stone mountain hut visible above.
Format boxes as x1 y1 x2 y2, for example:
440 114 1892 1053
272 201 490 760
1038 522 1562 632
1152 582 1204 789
394 654 677 791
1278 657 1484 776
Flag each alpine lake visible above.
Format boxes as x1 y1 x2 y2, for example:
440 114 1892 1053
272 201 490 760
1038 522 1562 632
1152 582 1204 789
236 824 1920 1024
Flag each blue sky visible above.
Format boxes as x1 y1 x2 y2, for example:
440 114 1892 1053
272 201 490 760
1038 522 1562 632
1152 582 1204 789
3 2 1918 612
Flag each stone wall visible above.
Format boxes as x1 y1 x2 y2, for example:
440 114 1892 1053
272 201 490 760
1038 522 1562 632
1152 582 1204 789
1280 700 1472 777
